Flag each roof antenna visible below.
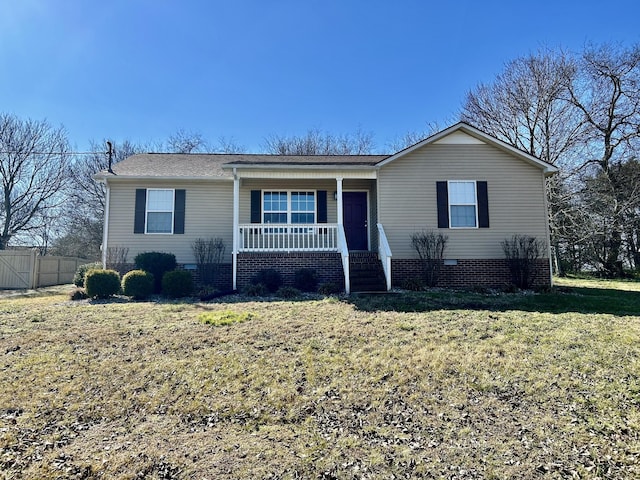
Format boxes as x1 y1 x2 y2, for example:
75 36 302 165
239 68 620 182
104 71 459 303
106 141 114 173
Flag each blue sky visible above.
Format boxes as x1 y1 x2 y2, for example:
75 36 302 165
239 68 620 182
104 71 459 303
1 0 639 153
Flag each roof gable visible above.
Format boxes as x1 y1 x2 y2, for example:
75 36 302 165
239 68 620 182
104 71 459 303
376 122 558 175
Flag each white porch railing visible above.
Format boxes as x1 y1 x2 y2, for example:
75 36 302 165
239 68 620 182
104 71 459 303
238 223 338 252
377 223 392 291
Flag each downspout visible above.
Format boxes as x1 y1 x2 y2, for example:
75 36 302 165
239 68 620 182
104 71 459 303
101 178 110 269
542 171 553 286
232 169 239 290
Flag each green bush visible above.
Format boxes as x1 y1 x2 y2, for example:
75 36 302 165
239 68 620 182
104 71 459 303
85 269 121 299
162 270 194 298
73 262 102 287
122 270 154 299
318 282 342 295
277 286 301 299
251 268 282 293
134 252 177 293
294 268 318 292
244 283 268 297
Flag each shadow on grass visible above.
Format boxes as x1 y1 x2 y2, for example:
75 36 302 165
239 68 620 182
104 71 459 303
346 286 640 316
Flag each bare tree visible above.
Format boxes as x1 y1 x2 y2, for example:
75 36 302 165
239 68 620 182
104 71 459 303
264 127 375 155
567 43 640 276
461 49 587 275
59 139 146 258
70 139 142 216
385 121 453 152
462 44 640 277
462 49 584 168
0 114 70 249
166 128 208 153
215 136 245 153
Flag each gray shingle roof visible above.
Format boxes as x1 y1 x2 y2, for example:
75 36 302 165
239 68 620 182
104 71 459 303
96 153 389 179
102 153 232 178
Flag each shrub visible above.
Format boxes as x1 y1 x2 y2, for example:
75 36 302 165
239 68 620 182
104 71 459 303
198 310 255 326
401 277 425 291
251 269 282 293
277 286 301 299
191 238 225 287
318 282 342 295
85 269 121 299
501 234 543 289
73 262 102 287
69 288 88 301
122 270 154 299
294 268 318 292
411 230 448 287
162 270 194 298
134 252 177 293
244 283 269 297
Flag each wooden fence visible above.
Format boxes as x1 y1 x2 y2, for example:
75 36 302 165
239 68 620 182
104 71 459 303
0 251 88 289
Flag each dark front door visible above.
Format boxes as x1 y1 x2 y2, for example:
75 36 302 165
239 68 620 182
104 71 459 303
343 192 368 250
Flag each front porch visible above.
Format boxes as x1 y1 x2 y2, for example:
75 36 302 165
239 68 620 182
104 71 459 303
228 170 392 293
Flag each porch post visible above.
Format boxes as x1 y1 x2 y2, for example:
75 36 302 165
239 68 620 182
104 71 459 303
336 177 343 225
232 170 239 290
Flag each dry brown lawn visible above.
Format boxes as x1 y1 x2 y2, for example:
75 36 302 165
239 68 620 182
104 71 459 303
1 279 639 479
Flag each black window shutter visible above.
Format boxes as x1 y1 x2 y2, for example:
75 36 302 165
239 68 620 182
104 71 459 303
250 190 261 223
436 181 449 228
317 190 327 223
134 189 147 234
477 181 489 228
174 189 186 234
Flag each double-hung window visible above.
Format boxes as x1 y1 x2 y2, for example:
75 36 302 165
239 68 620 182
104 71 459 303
437 180 489 229
291 192 315 223
263 191 316 229
448 181 478 228
146 189 174 233
263 192 288 224
437 180 488 229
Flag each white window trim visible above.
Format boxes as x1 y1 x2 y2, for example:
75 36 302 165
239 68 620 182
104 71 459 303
448 180 478 229
145 188 175 234
262 190 316 224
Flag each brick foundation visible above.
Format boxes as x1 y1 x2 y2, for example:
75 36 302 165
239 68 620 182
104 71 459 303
111 255 551 293
391 258 551 289
237 252 344 290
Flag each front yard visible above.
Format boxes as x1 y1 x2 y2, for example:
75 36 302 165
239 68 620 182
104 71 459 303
1 278 639 479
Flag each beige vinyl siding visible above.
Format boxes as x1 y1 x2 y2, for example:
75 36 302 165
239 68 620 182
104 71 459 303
240 178 377 249
378 143 549 259
106 180 234 264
